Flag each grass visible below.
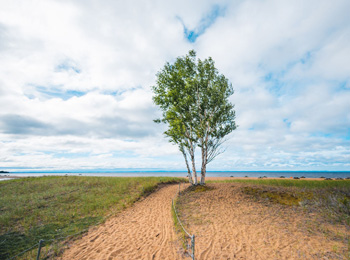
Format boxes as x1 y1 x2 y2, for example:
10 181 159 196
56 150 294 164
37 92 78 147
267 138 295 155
241 186 311 206
185 184 214 193
171 198 188 250
176 186 213 228
208 179 350 225
171 185 210 255
0 176 185 259
207 178 350 189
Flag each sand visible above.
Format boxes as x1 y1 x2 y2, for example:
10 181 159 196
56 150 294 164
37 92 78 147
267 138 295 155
60 184 184 260
60 182 348 259
205 177 325 181
178 183 348 259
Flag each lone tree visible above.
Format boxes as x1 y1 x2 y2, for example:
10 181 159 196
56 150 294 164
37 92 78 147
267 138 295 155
152 50 236 185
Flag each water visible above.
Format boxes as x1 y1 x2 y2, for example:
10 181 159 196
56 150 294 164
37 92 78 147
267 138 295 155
0 178 14 181
1 171 350 178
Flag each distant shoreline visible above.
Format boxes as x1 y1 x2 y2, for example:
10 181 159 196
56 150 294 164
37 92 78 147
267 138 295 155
1 175 349 181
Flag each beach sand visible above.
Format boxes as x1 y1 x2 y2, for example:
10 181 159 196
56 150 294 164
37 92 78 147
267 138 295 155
60 182 348 259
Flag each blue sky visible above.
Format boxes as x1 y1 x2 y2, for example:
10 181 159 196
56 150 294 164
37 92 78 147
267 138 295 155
0 0 349 171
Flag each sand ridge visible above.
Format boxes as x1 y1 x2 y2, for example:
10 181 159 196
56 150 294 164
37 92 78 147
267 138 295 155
60 184 184 260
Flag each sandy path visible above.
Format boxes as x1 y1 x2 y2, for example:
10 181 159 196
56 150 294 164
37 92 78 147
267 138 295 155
60 184 184 260
178 183 348 260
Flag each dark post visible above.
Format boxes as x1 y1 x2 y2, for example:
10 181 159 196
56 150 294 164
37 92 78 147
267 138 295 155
36 240 44 260
191 235 195 260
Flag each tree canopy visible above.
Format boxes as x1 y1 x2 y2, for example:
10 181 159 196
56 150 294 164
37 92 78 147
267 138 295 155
152 50 236 185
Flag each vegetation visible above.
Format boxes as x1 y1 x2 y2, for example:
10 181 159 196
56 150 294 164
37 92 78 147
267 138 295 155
207 178 350 189
171 185 211 255
152 50 236 185
0 176 185 259
209 179 350 224
176 180 349 258
171 198 188 250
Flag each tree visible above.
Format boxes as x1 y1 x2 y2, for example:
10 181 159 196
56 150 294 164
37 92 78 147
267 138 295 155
152 50 236 185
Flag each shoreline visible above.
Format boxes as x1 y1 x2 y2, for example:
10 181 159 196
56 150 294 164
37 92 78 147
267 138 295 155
205 177 329 181
1 175 348 181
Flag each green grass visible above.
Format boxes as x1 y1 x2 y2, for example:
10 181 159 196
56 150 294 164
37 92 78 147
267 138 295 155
241 186 310 206
171 198 188 250
0 176 185 259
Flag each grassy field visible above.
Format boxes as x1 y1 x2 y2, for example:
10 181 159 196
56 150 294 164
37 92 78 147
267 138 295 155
0 176 185 259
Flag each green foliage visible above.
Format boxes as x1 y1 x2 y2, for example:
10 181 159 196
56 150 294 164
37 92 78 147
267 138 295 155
152 50 237 183
0 176 185 259
152 50 198 148
152 50 236 146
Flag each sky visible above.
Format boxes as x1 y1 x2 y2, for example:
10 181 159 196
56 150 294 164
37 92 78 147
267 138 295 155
0 0 349 172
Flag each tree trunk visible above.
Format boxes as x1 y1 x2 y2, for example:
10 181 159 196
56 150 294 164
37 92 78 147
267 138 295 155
200 146 207 185
200 128 209 185
200 162 207 185
181 149 193 184
190 152 198 185
189 143 198 185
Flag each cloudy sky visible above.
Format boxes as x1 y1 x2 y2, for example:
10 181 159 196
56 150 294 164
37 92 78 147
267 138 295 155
0 0 349 172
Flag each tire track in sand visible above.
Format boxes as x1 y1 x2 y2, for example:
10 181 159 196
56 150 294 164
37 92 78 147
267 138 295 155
60 185 184 260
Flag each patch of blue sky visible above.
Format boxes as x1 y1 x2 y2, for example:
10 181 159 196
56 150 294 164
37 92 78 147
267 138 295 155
343 128 350 140
263 72 286 96
299 51 313 65
13 152 28 156
310 132 334 138
179 4 226 43
102 87 142 97
103 90 124 96
247 123 267 131
283 118 291 128
35 85 86 100
56 60 81 74
262 49 318 97
338 80 350 91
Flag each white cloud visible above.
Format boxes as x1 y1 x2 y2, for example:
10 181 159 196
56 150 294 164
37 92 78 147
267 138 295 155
0 0 349 171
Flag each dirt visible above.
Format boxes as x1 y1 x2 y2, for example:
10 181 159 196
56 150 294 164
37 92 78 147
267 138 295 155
177 183 349 260
60 184 184 260
60 183 349 260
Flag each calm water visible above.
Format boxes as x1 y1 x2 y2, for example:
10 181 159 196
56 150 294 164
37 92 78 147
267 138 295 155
1 171 350 179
